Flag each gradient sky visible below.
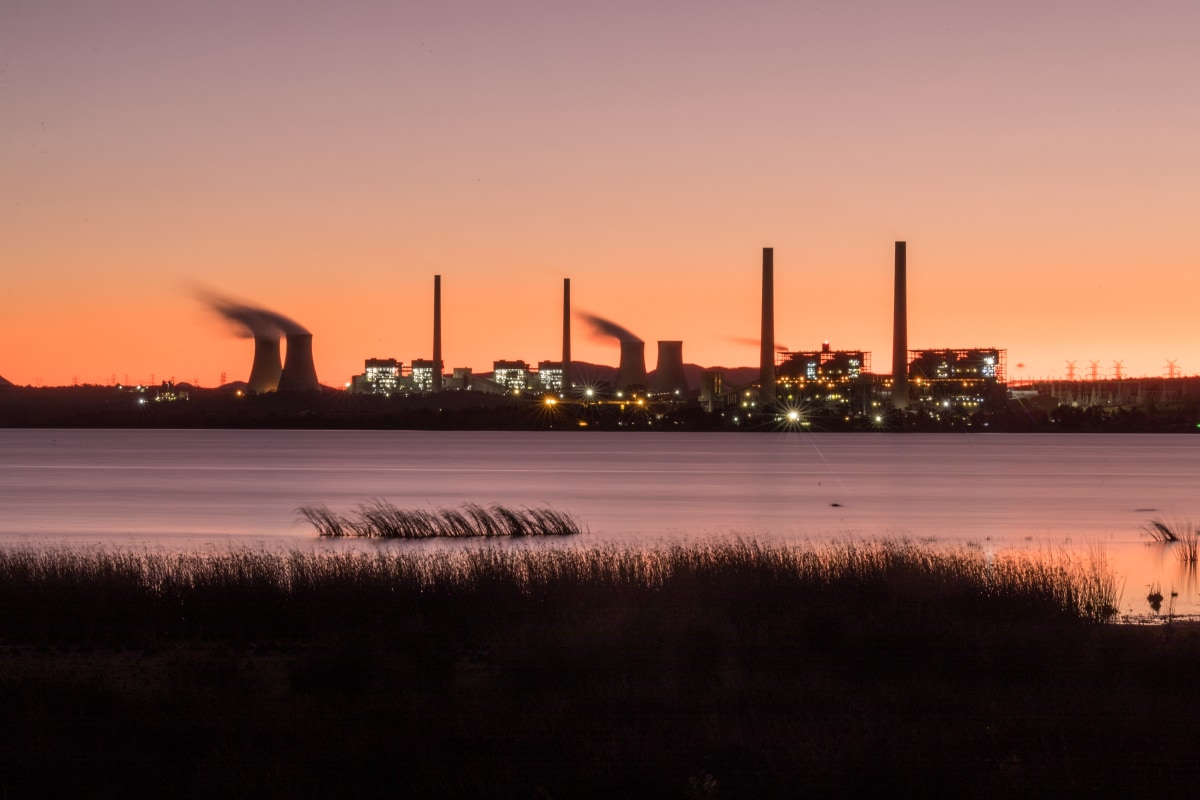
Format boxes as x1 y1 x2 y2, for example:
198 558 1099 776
2 0 1197 387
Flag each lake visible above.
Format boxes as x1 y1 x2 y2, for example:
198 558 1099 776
1 429 1197 617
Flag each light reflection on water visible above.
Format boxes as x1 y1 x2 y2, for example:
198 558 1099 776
1 429 1198 618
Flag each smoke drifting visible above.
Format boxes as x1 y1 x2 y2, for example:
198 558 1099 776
199 290 309 338
731 336 789 353
578 311 642 344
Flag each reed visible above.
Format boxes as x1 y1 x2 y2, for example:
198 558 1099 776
1176 524 1200 565
0 540 1119 646
297 501 585 538
1143 518 1182 543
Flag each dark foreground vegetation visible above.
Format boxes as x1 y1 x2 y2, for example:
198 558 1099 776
1 541 1197 797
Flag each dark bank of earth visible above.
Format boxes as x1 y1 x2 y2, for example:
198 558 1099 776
0 544 1196 797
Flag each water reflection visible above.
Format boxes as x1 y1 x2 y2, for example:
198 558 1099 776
2 429 1199 618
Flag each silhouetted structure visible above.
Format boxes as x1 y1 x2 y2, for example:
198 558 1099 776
699 370 723 412
562 278 572 391
651 341 689 395
906 348 1005 410
760 247 776 405
202 293 310 393
432 275 443 393
616 341 648 390
248 337 283 393
892 241 909 409
278 333 320 392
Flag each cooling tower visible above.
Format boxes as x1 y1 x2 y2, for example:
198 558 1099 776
616 341 648 390
760 247 776 405
247 336 283 393
650 341 689 394
277 333 320 392
432 274 443 393
891 241 909 409
562 278 572 391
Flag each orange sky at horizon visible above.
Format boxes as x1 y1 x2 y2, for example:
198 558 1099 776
3 1 1197 388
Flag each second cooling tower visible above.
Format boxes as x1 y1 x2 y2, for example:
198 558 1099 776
615 341 648 390
650 341 689 395
277 333 321 392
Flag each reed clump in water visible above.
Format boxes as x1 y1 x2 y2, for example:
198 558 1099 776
297 501 585 538
1141 518 1200 564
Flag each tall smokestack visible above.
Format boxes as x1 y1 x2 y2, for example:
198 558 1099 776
277 333 320 392
616 341 648 390
891 241 909 409
650 341 689 395
247 336 283 393
432 274 443 393
562 278 572 391
760 247 776 405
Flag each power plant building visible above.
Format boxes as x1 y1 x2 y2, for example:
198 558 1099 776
537 361 564 392
410 359 439 393
775 343 873 412
493 360 531 391
905 348 1006 410
349 358 402 395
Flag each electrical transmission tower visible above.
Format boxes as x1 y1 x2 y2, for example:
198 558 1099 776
1112 360 1124 380
1065 360 1077 380
1166 359 1180 379
1087 360 1101 381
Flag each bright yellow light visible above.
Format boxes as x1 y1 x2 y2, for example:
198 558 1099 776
544 396 557 406
787 410 800 421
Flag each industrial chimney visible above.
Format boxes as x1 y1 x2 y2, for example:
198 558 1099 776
650 341 689 395
759 247 776 405
562 278 572 392
616 341 648 390
247 336 283 393
891 241 909 409
277 333 320 392
432 274 443 393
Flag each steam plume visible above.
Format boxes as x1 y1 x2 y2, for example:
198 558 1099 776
578 311 642 344
199 290 309 337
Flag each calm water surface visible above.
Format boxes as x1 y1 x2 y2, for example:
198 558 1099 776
2 430 1198 616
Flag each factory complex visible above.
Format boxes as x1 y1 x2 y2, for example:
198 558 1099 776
9 243 1195 431
339 245 1011 424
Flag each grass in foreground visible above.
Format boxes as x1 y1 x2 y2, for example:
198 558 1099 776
5 540 1192 799
297 500 585 538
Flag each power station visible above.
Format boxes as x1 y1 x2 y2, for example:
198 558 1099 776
332 239 1008 420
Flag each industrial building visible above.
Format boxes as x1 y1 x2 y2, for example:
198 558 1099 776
905 348 1007 411
537 361 564 392
773 343 874 413
349 358 403 395
493 360 531 391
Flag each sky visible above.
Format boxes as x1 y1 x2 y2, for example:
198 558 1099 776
2 0 1197 387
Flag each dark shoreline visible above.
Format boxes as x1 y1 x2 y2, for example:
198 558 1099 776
2 384 1198 431
4 542 1199 797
